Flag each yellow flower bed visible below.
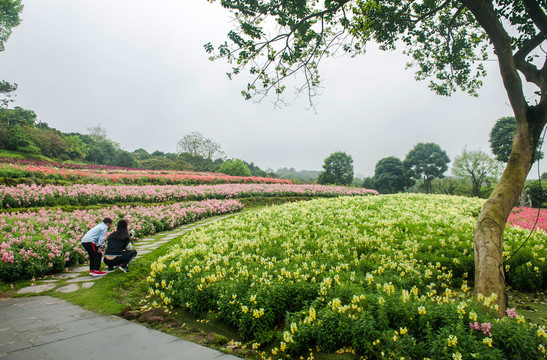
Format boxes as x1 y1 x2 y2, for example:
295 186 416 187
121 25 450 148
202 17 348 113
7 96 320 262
148 194 547 358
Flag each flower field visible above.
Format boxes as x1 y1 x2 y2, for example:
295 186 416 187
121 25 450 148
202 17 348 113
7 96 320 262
507 206 547 232
0 199 243 282
148 194 546 359
0 183 378 208
0 161 291 185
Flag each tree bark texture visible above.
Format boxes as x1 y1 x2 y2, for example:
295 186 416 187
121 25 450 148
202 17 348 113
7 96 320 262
462 0 547 317
474 131 533 317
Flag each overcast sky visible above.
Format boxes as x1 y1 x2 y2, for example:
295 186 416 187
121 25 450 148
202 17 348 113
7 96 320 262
0 0 543 178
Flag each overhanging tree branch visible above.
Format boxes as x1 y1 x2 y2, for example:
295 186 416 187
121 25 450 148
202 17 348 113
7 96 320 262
514 32 546 87
523 0 547 34
410 0 452 23
461 0 528 117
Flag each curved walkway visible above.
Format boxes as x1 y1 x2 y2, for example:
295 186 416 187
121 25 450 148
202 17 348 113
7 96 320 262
2 212 244 360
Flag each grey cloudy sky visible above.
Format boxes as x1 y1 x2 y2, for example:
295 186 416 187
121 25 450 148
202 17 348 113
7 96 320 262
0 0 542 177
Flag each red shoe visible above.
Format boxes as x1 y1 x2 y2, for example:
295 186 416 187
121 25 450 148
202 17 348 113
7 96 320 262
91 270 107 277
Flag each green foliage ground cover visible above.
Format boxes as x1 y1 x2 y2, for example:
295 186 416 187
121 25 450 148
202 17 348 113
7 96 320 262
147 194 547 359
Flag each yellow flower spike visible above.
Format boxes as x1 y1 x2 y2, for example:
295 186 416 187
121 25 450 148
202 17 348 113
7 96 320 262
378 296 385 305
483 338 493 347
469 311 478 322
447 335 458 347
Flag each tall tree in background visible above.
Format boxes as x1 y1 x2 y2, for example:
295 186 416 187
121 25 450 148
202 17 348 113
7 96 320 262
0 0 23 107
490 117 518 163
317 151 354 186
490 116 544 163
204 0 547 316
0 81 17 108
452 148 503 197
404 143 450 194
372 156 412 194
176 131 225 160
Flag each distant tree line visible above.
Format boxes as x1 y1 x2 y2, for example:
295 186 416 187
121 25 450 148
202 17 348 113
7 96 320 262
0 109 139 168
0 112 275 177
2 106 542 203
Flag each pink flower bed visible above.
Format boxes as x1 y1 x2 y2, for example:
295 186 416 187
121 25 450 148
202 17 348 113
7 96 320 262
507 206 547 232
0 199 243 281
0 183 378 208
0 162 291 185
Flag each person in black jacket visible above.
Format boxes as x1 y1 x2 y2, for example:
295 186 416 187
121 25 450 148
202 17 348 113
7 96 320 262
104 219 137 273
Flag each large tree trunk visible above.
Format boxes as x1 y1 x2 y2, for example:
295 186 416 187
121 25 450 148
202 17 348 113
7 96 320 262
463 0 547 318
474 123 534 317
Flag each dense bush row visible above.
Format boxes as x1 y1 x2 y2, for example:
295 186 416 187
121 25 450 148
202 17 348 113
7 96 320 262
148 195 546 358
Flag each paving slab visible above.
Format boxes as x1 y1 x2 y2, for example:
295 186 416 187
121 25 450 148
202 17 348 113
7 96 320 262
67 276 97 283
17 284 56 294
52 272 80 279
68 266 89 273
153 240 171 245
55 284 79 293
135 243 159 250
0 296 241 360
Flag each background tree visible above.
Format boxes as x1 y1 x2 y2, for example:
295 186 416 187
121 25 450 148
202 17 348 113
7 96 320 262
404 143 450 194
0 81 17 108
176 131 224 160
28 127 68 159
63 135 87 161
317 152 354 186
372 156 412 194
430 177 470 196
242 160 274 178
452 148 503 197
490 116 543 163
205 0 547 315
113 150 137 168
0 0 22 108
86 124 109 143
276 167 321 183
176 131 225 171
361 176 375 191
218 159 251 177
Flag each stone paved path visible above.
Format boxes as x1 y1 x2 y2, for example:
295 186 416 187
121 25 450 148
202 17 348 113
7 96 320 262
16 212 241 295
0 296 241 360
3 212 245 359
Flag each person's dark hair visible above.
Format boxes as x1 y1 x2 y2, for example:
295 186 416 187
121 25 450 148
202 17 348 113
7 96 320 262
110 219 129 241
103 217 113 225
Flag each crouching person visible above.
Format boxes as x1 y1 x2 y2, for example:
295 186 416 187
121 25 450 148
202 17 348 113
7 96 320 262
82 217 113 277
104 219 137 273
